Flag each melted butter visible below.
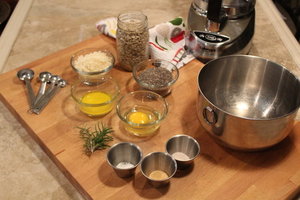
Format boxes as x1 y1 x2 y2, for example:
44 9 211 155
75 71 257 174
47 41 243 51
80 91 112 116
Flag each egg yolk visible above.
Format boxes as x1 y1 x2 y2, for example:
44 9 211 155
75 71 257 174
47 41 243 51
128 111 150 124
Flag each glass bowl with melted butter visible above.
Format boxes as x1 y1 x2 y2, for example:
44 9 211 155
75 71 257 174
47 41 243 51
71 76 120 117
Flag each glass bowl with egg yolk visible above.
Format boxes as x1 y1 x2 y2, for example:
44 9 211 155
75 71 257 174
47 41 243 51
71 76 120 117
116 90 168 137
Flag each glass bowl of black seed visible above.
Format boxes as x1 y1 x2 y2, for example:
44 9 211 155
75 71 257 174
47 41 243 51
132 59 179 97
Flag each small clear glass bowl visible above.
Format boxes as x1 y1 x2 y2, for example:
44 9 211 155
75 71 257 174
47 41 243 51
116 90 168 137
71 76 120 117
132 59 179 97
70 48 115 81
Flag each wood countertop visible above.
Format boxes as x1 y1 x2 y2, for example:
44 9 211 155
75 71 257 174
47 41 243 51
1 35 300 200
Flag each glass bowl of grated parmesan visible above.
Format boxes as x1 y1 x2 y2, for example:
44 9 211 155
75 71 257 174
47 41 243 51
71 48 115 81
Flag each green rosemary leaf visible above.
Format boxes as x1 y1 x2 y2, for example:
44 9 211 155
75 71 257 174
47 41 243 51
77 122 114 156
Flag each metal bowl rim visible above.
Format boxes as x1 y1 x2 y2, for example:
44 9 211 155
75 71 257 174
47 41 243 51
197 54 300 121
106 142 143 170
165 134 200 161
140 151 177 181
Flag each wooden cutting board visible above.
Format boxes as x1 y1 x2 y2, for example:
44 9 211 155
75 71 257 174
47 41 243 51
1 34 300 200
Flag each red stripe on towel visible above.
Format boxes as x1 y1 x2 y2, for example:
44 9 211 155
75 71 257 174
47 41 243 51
149 42 165 51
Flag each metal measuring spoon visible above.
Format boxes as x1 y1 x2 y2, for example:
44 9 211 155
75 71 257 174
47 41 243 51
31 74 60 109
44 75 61 96
17 69 35 108
34 71 52 105
32 75 61 109
31 79 67 114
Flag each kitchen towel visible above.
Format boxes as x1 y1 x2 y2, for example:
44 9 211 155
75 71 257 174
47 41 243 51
96 17 194 68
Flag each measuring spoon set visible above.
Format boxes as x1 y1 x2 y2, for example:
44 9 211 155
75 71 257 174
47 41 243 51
17 69 67 114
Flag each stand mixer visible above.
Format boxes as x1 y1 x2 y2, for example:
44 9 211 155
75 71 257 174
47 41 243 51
186 0 256 62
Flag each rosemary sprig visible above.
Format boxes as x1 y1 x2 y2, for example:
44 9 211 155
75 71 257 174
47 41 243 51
77 122 114 156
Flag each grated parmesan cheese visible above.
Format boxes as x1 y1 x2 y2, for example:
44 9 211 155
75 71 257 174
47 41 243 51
74 51 113 72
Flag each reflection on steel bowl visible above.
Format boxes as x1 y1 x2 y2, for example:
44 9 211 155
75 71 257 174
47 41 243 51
197 55 300 151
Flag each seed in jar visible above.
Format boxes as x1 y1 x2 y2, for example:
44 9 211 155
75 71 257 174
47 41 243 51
117 26 149 71
138 67 173 88
74 51 113 72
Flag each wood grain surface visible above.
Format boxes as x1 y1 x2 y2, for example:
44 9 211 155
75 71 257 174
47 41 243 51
1 35 300 200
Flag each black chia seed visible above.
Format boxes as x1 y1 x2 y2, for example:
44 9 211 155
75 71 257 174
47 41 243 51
138 67 173 88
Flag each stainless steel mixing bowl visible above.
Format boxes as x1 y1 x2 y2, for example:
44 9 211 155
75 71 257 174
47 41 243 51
197 55 300 151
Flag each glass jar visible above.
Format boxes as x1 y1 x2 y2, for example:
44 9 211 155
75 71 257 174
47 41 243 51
116 11 149 71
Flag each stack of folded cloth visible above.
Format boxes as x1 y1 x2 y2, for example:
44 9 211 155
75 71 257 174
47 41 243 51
96 17 194 68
